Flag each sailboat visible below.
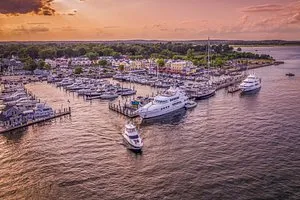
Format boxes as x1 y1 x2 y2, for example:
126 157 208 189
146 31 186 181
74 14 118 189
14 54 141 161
190 37 216 100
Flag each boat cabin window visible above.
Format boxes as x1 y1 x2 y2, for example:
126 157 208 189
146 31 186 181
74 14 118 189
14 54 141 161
161 106 170 110
170 97 179 102
129 135 139 139
126 128 136 133
172 101 182 106
154 100 168 104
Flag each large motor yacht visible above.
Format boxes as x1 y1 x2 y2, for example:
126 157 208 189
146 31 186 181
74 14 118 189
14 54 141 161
239 74 261 93
138 87 188 119
122 123 143 152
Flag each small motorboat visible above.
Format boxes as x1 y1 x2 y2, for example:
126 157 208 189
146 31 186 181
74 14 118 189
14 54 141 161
122 123 143 152
286 73 295 77
190 88 216 100
100 92 118 99
120 89 137 96
185 100 197 109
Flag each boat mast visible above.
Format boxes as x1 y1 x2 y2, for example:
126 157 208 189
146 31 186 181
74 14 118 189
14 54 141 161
207 37 210 68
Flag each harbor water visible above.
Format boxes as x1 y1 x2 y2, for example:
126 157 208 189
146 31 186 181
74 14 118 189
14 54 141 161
1 46 300 199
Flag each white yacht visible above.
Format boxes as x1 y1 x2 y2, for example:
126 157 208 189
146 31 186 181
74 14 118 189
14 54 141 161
138 87 189 119
239 74 261 93
34 103 54 119
122 123 143 151
56 79 74 87
1 92 27 102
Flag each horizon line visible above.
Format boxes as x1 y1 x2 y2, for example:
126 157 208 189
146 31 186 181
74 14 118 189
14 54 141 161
1 39 300 43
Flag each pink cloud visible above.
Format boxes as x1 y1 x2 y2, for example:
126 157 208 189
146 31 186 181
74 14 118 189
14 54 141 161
243 4 283 12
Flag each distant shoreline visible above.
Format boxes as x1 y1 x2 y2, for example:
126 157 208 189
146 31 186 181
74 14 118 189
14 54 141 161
1 40 300 46
231 44 300 47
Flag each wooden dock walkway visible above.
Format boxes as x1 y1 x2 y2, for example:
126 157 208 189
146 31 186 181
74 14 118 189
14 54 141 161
215 75 246 91
0 107 71 134
108 102 139 118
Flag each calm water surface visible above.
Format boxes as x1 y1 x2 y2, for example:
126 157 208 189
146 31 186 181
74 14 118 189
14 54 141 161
1 46 300 200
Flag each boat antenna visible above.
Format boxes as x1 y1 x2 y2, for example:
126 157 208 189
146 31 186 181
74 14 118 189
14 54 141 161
207 37 210 69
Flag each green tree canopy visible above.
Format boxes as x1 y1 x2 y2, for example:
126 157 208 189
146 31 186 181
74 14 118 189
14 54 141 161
39 48 57 59
24 57 38 71
156 59 165 68
37 60 46 69
98 59 108 66
74 67 83 74
86 52 99 60
44 63 51 70
186 49 195 60
118 64 125 72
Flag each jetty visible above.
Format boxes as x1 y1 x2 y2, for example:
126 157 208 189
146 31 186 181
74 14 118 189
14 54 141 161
108 102 139 118
0 107 71 134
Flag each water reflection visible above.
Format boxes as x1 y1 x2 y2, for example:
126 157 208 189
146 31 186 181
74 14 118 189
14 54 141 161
141 108 187 126
240 88 261 96
2 128 28 144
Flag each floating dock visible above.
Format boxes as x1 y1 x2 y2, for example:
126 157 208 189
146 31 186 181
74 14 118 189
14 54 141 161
215 75 246 91
108 102 139 118
0 107 71 134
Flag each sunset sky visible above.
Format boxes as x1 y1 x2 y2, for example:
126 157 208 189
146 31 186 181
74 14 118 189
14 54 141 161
0 0 300 41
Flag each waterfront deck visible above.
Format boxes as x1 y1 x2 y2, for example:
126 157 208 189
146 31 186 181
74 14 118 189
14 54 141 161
0 107 71 134
215 75 246 91
108 102 139 118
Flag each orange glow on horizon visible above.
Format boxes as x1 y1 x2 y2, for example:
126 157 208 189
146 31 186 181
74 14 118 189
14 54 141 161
0 0 300 41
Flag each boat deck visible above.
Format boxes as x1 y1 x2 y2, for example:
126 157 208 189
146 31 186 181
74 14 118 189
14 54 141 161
0 108 71 134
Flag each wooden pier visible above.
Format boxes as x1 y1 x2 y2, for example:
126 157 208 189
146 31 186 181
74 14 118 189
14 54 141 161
108 102 139 118
0 107 71 134
215 75 246 91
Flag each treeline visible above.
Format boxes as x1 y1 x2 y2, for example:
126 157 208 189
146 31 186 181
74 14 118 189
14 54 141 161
0 42 273 67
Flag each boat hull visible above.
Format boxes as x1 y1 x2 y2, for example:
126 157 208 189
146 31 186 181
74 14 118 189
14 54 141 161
139 102 186 119
240 85 261 93
241 86 261 94
192 91 216 100
122 136 142 152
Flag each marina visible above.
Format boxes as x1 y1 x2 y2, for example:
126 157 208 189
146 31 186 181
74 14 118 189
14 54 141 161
0 46 299 200
0 83 72 134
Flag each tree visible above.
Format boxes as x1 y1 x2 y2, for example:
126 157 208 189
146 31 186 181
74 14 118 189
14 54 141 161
44 63 51 70
78 47 87 56
98 59 108 66
192 59 200 66
26 46 39 59
112 52 121 59
37 60 46 69
17 48 27 59
39 48 57 59
118 64 125 72
156 58 165 68
102 48 114 56
186 49 195 60
65 47 75 58
86 52 98 60
24 57 38 71
213 57 225 67
74 67 83 74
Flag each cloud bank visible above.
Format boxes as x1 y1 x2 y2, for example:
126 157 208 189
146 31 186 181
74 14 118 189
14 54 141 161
0 0 55 16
